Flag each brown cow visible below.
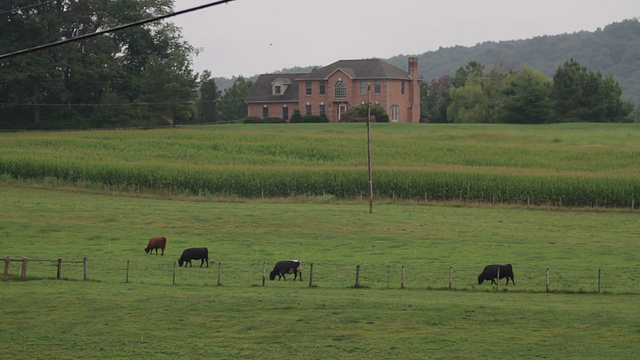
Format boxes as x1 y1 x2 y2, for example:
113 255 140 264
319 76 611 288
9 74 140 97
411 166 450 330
144 237 167 255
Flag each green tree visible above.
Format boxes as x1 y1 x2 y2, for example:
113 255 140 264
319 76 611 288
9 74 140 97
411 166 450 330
421 76 452 123
197 70 220 123
0 0 199 129
494 66 554 124
134 22 199 126
451 61 484 88
447 68 505 123
553 59 632 122
219 76 253 121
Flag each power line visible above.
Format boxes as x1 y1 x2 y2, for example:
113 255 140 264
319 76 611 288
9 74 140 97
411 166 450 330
0 0 237 60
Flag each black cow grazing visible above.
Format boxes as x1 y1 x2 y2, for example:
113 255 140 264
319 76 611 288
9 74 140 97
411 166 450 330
269 260 302 281
178 247 209 268
144 237 167 255
478 264 515 285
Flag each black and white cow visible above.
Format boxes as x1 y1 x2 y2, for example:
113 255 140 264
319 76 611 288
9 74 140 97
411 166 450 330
178 247 209 268
478 264 515 285
269 260 302 281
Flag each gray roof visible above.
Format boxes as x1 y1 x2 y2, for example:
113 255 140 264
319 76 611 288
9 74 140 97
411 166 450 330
298 59 411 80
245 59 411 104
245 73 305 103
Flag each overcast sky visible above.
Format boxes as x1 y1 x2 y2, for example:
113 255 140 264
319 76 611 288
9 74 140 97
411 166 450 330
171 0 640 78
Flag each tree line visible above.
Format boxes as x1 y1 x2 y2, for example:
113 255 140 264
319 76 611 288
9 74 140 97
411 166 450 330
0 0 249 130
421 59 634 123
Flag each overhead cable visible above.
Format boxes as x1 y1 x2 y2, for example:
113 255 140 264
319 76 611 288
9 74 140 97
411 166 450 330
0 0 237 60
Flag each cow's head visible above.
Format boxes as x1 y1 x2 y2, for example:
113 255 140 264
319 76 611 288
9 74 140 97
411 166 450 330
478 276 485 285
178 259 184 267
144 248 150 253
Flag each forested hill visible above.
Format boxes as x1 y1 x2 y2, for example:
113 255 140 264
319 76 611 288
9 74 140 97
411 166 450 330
386 18 640 105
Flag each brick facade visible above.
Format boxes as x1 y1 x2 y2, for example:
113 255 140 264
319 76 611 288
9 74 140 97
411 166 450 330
245 58 420 123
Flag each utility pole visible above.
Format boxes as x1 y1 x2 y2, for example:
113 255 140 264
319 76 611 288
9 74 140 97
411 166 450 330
367 84 374 213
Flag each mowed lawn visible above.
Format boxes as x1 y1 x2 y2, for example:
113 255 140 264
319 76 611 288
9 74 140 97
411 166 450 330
1 184 639 358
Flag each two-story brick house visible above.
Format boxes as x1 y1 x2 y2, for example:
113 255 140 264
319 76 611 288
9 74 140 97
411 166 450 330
245 58 420 123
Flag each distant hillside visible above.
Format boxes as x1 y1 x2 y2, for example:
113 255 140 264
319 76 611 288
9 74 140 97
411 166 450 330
219 19 640 105
386 18 640 105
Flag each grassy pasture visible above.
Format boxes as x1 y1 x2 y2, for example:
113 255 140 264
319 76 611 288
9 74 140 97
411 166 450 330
1 184 639 358
1 123 639 207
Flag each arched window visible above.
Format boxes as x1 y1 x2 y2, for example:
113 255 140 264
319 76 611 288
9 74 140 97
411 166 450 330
334 80 346 99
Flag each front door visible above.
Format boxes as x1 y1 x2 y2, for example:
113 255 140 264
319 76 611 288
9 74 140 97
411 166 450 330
337 104 348 122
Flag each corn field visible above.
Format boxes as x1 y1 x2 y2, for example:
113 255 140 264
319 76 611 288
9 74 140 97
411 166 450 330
1 123 639 208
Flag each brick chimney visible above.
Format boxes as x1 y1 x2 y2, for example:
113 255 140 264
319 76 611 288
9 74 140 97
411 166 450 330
408 57 420 123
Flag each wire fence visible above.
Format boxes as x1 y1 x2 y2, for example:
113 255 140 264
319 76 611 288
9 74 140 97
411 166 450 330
2 257 87 281
3 257 637 294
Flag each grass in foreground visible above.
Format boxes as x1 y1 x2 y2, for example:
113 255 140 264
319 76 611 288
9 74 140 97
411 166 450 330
2 281 638 359
1 183 639 358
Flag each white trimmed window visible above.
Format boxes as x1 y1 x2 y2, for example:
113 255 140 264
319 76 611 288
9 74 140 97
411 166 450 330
335 81 346 99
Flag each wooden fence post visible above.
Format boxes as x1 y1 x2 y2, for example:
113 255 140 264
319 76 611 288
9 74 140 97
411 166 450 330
449 266 453 290
546 268 550 293
21 257 28 281
125 260 130 283
57 258 62 279
495 267 500 291
262 262 266 287
3 256 9 281
217 262 221 286
83 257 88 281
172 261 176 285
386 265 390 289
401 265 405 289
354 264 361 288
598 268 601 293
308 263 314 288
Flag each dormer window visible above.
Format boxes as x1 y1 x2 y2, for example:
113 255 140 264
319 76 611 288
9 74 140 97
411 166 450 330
271 77 291 95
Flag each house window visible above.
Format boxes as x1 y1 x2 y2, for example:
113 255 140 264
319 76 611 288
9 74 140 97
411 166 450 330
401 81 405 95
392 105 399 122
334 81 346 99
360 81 367 95
274 85 281 95
262 106 269 118
306 81 312 95
283 106 289 121
320 104 326 116
319 81 326 95
306 104 312 116
374 80 381 94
